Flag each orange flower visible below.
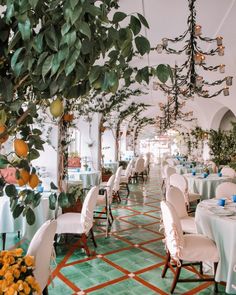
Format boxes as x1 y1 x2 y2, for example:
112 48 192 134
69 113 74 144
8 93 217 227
5 286 16 295
13 268 20 279
24 255 34 267
23 282 31 294
5 272 14 284
13 249 23 257
20 266 27 273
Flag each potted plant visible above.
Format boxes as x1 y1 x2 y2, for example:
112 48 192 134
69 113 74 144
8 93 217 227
101 167 113 182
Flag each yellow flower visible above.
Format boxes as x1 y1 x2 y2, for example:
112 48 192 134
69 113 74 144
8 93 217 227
13 249 23 257
20 266 27 273
13 268 20 279
24 255 34 267
16 280 24 291
5 286 17 295
23 282 31 295
5 272 14 284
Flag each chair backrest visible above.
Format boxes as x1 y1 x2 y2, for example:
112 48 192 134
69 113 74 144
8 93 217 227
106 174 115 203
27 220 57 291
166 186 188 218
81 186 99 233
166 158 175 167
215 181 236 199
165 166 176 188
124 161 132 177
134 158 145 174
221 167 236 178
113 166 123 192
160 201 184 261
169 173 189 203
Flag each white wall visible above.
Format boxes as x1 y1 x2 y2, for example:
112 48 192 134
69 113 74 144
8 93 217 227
79 113 101 170
101 129 116 162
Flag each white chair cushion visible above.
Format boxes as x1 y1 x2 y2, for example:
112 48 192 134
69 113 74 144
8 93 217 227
56 213 84 234
96 194 106 205
180 216 197 234
180 234 219 262
120 175 128 183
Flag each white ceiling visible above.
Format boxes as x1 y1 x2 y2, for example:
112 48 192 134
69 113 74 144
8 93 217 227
118 0 236 135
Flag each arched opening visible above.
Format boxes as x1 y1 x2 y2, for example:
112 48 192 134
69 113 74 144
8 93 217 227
219 110 236 131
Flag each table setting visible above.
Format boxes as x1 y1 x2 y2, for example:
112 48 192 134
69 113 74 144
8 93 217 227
195 196 236 293
67 168 101 188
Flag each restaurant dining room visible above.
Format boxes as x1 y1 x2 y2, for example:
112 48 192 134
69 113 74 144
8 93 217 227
1 0 236 294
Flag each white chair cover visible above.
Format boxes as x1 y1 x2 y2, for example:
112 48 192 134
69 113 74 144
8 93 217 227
166 186 197 234
165 166 176 189
166 158 175 167
27 220 57 292
221 167 236 178
113 166 123 193
215 181 236 199
56 186 98 235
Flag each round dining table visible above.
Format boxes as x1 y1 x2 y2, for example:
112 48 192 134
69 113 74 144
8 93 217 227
0 193 55 242
104 161 119 173
184 173 236 199
195 199 236 294
68 169 101 188
176 164 205 175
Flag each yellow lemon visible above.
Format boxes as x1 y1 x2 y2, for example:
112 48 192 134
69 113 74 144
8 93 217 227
49 98 64 117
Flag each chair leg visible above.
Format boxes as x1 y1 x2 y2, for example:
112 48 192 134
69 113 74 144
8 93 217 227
199 262 203 275
109 205 114 222
214 262 218 293
2 233 6 250
162 251 170 278
170 263 182 294
81 233 91 256
90 228 97 248
126 183 130 196
42 286 48 295
17 231 20 239
117 191 121 203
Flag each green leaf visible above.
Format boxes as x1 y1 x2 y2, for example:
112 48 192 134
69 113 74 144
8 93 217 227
50 182 58 190
137 13 149 28
79 22 91 39
33 34 43 53
0 155 9 169
70 0 79 9
29 0 39 9
61 23 71 36
49 193 57 210
13 204 24 219
113 12 127 23
5 184 18 197
130 16 141 35
45 26 58 52
42 55 54 80
135 36 150 56
11 48 24 72
0 78 13 102
27 149 40 161
89 66 102 84
18 18 31 41
26 207 35 225
156 64 171 83
58 192 70 208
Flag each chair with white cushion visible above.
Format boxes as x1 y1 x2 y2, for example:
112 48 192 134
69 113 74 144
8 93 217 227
27 220 57 295
131 157 145 182
221 167 236 178
166 158 175 167
215 181 236 199
164 166 176 191
56 186 98 256
160 201 219 294
170 173 200 208
113 166 123 202
166 186 197 234
120 161 132 195
95 175 115 236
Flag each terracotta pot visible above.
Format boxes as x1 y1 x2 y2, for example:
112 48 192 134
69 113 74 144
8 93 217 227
102 174 112 182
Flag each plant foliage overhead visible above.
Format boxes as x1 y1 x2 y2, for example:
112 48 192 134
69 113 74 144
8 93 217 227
0 0 171 224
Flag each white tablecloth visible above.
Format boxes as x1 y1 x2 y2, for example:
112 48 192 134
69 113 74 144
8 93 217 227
184 173 235 199
0 193 55 241
68 170 101 188
176 165 205 175
195 199 236 294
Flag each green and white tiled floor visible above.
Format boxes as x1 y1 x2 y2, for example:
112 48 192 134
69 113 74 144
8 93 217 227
3 166 228 294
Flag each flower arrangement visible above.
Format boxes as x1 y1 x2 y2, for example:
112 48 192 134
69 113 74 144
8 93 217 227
0 248 41 295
